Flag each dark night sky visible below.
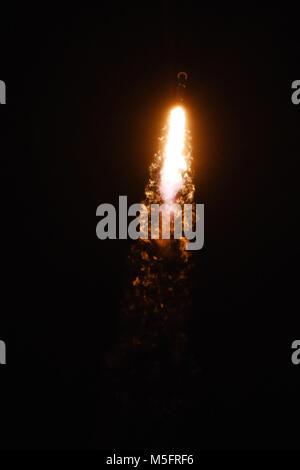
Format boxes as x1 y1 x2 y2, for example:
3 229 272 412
1 5 300 450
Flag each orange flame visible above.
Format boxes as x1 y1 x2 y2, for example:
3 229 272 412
160 106 188 203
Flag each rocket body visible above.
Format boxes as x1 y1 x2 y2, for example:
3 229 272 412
176 72 188 103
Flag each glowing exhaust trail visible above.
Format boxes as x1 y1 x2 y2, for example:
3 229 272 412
160 106 187 204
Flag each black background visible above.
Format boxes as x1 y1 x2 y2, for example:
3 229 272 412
1 4 300 450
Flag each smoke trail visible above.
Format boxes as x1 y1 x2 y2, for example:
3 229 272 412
106 107 200 422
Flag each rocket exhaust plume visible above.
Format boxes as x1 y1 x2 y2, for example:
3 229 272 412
160 106 187 204
106 73 200 423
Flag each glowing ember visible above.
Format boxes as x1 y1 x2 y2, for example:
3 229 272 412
160 106 187 203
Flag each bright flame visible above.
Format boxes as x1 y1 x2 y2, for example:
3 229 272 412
160 106 187 203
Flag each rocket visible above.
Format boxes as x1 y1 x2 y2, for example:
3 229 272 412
176 72 188 103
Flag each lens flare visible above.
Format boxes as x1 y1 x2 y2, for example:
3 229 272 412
160 106 187 203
